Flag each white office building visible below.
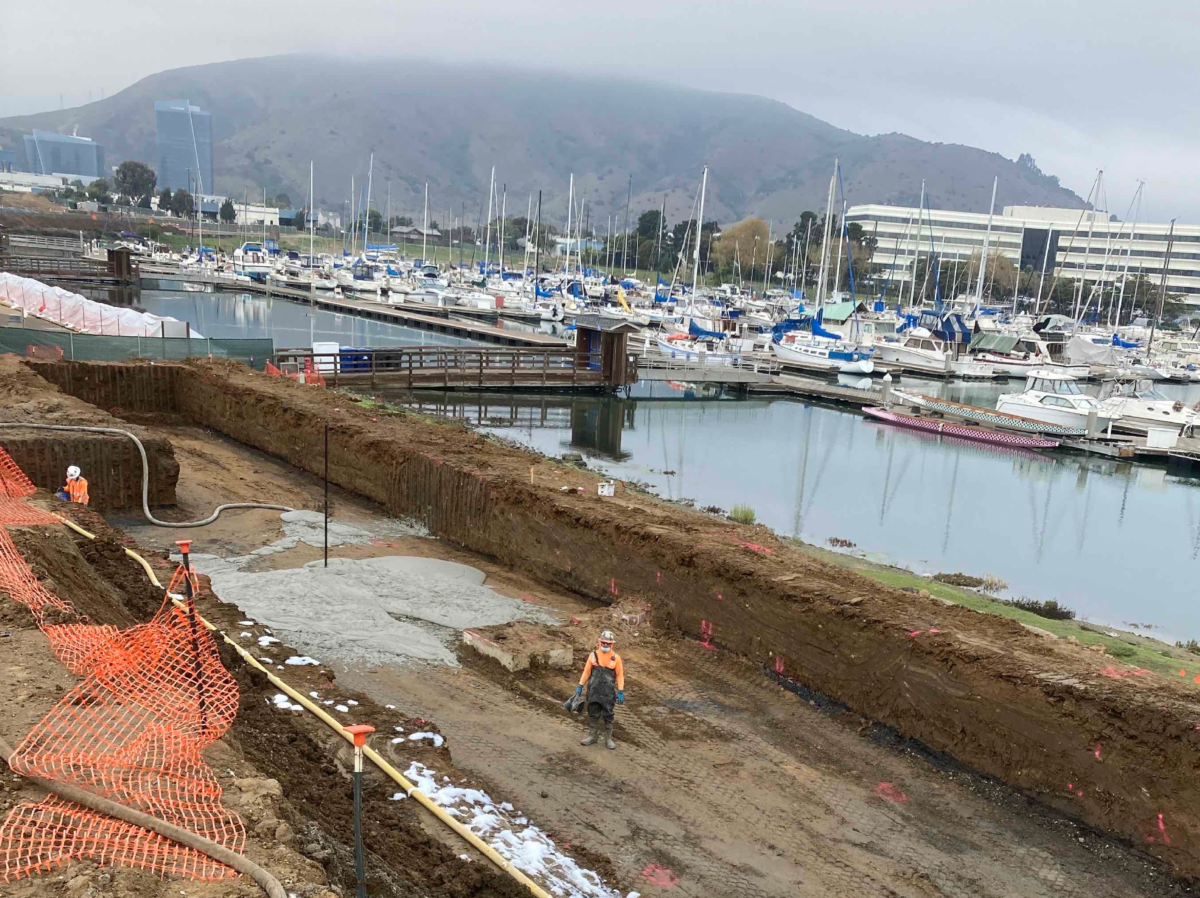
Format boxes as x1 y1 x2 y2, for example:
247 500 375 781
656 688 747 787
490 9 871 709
846 203 1200 305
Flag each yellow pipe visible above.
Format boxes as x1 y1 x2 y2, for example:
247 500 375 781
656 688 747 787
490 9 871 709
55 515 552 898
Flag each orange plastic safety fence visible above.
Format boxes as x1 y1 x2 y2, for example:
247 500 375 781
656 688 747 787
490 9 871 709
264 360 282 376
0 446 244 883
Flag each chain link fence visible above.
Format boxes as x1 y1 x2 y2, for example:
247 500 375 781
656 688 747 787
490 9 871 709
0 326 272 370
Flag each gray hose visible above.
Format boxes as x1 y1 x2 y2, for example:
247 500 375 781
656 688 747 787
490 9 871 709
0 423 294 527
0 736 287 898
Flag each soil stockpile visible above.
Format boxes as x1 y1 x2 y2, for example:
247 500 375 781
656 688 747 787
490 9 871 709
25 357 1200 880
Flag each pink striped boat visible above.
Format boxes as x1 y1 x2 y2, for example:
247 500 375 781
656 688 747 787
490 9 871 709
863 407 1060 450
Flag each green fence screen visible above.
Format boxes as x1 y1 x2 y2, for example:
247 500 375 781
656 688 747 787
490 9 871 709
0 326 273 370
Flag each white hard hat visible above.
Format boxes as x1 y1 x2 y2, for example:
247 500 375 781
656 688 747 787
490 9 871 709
66 466 81 480
599 630 615 645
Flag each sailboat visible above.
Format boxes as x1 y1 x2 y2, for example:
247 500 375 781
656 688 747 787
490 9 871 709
771 158 874 374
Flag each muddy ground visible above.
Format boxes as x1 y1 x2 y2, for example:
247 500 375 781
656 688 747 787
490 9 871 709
5 409 1190 894
7 357 1200 895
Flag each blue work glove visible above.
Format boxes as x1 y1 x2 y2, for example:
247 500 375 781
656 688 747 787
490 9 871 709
574 685 583 696
617 690 625 704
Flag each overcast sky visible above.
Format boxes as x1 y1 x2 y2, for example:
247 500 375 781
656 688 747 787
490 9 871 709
3 0 1196 220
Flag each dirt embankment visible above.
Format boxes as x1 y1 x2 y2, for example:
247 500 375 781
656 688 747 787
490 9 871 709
0 357 178 509
25 357 1200 879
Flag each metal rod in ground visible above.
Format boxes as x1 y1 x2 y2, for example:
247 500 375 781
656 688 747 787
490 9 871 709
176 540 209 734
344 725 374 898
324 422 329 568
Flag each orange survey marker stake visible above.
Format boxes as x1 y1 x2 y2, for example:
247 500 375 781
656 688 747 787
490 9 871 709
344 724 376 898
1181 669 1186 677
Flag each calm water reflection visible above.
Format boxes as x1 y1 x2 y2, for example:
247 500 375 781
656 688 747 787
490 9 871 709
400 380 1200 641
128 290 483 348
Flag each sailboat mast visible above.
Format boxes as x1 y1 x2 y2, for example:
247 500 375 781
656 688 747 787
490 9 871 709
692 166 707 296
908 180 925 307
1114 182 1143 329
483 166 495 273
363 153 374 255
565 174 574 278
655 195 665 276
974 176 998 308
816 164 836 308
309 161 314 268
422 182 429 264
833 160 846 297
762 221 773 296
1075 169 1101 318
801 218 813 300
1036 227 1053 311
499 184 507 274
623 174 632 273
1148 218 1176 350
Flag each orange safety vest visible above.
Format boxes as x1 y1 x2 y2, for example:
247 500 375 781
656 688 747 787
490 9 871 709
65 477 89 506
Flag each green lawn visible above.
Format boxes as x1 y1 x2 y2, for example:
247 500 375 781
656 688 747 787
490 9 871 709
792 541 1194 677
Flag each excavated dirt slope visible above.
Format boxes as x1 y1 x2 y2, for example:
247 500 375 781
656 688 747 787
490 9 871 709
3 500 531 898
25 357 1200 880
0 357 177 509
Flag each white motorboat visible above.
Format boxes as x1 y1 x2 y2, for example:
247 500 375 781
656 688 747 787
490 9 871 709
874 328 993 378
968 333 1090 379
232 242 273 276
1097 377 1199 436
996 369 1116 431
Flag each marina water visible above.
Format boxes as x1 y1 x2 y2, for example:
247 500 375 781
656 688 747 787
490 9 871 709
126 289 1200 643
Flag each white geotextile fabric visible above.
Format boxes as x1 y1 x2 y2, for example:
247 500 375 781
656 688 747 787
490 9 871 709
0 272 202 337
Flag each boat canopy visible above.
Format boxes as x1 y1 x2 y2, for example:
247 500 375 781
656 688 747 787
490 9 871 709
688 319 725 340
969 332 1022 353
1112 333 1139 348
818 300 866 323
366 243 398 251
1065 334 1119 366
918 310 971 344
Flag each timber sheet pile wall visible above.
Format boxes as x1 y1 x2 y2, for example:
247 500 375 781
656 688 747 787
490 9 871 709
29 359 1200 879
0 432 178 510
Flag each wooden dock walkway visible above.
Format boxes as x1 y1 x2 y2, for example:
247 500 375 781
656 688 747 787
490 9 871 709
138 267 566 348
272 345 620 392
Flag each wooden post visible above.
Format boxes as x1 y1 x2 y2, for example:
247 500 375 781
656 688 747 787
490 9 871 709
511 351 517 387
370 349 376 388
479 350 484 386
542 351 548 385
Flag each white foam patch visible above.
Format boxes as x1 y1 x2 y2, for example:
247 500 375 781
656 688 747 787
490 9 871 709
407 732 444 748
335 704 349 713
404 762 618 898
258 635 280 647
270 694 304 712
285 656 320 666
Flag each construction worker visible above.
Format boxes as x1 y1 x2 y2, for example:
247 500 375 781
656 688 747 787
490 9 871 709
57 465 89 506
575 629 624 750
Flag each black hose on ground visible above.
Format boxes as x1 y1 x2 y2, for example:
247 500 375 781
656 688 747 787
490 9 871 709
0 736 287 898
0 423 294 527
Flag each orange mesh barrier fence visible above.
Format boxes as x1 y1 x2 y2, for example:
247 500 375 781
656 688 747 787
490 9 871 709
0 446 244 883
264 360 282 376
0 447 58 526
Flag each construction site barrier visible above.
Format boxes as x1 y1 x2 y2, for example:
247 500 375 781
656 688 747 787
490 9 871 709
0 325 272 369
56 515 555 898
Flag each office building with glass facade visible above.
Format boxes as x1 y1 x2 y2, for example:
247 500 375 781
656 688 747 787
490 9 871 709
22 131 105 178
155 99 213 194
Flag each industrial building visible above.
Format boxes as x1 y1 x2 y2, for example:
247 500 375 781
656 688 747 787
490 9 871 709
154 99 213 194
21 130 105 178
846 203 1200 303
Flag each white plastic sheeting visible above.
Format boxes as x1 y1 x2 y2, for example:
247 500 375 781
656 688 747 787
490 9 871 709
0 272 202 337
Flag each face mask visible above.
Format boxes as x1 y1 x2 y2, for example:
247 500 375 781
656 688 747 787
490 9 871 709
600 644 613 653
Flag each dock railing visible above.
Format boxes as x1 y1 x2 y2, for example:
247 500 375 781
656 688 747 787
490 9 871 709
272 345 606 389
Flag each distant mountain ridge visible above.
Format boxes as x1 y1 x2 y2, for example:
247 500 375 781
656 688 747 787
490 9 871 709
0 54 1086 226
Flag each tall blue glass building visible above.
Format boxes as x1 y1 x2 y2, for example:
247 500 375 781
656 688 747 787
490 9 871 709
155 99 213 194
22 131 105 177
